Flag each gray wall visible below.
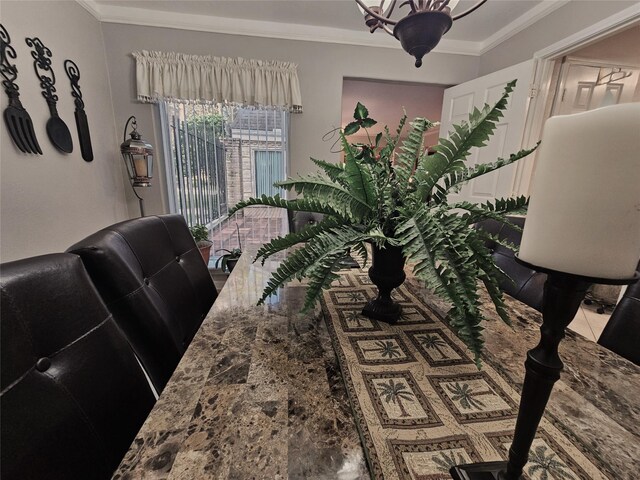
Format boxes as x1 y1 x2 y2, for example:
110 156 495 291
3 0 632 262
100 23 481 217
0 1 128 262
478 1 638 76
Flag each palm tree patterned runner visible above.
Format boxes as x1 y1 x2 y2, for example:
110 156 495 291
322 271 617 480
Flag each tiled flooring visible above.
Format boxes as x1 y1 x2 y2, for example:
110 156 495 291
208 207 288 258
207 206 288 290
569 304 611 342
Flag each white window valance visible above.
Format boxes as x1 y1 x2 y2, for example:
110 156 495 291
132 50 303 112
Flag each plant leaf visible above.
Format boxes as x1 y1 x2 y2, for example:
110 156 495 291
275 175 375 222
311 157 347 186
454 196 529 226
340 132 376 209
361 118 377 128
354 102 368 120
344 121 360 136
254 217 340 263
227 193 345 219
393 117 432 202
257 225 382 308
396 205 486 363
432 143 539 204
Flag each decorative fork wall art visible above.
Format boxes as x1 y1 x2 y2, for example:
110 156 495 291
0 24 42 154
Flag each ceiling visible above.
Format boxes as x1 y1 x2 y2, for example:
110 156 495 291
82 0 571 55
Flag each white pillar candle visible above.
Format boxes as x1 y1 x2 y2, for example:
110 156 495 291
519 103 640 279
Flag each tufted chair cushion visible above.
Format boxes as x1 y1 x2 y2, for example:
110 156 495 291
598 261 640 365
1 253 155 480
67 214 217 392
475 216 547 313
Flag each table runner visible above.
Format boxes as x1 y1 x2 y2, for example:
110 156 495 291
321 271 614 480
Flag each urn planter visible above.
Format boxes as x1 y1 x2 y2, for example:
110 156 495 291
362 244 406 323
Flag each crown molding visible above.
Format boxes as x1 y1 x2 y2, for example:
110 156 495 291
76 0 102 20
478 0 570 55
75 0 569 57
534 2 640 59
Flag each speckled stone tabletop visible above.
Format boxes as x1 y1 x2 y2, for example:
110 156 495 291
113 249 639 479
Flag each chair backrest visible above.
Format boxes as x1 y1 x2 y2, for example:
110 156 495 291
1 253 155 480
475 216 547 312
289 210 324 233
67 214 217 392
598 261 640 365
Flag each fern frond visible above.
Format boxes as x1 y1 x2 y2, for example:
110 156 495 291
351 241 369 267
228 194 345 218
454 196 529 226
301 253 346 312
258 225 384 308
474 230 520 253
396 207 485 362
379 112 407 162
254 218 341 263
310 157 347 186
467 233 512 327
394 117 432 197
432 143 539 204
340 132 376 208
413 80 517 203
276 175 375 221
258 242 324 305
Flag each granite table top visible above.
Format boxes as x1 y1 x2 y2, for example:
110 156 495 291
114 249 639 479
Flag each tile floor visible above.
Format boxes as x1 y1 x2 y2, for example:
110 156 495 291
208 207 288 257
568 303 611 342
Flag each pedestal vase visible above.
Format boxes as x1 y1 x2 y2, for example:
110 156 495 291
361 244 406 323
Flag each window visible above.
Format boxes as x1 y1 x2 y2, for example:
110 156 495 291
159 101 228 227
159 101 289 228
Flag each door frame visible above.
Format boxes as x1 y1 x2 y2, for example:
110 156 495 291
516 3 640 195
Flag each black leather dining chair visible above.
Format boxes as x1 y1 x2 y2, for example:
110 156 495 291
288 210 360 268
474 216 547 312
1 253 155 480
67 214 217 393
598 261 640 365
288 210 324 233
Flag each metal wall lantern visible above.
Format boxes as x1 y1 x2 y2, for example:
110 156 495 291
355 0 487 67
120 115 154 216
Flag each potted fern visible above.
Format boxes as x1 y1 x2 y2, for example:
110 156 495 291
229 80 538 361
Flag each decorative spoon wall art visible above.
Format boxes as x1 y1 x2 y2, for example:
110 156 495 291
0 24 42 154
64 59 93 161
26 36 73 153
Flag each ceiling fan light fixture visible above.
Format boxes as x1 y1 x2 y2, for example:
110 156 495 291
355 0 487 67
393 10 453 68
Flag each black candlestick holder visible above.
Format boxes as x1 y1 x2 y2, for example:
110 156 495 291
450 258 638 480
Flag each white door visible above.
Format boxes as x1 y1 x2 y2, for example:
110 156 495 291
440 60 534 203
552 59 640 116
